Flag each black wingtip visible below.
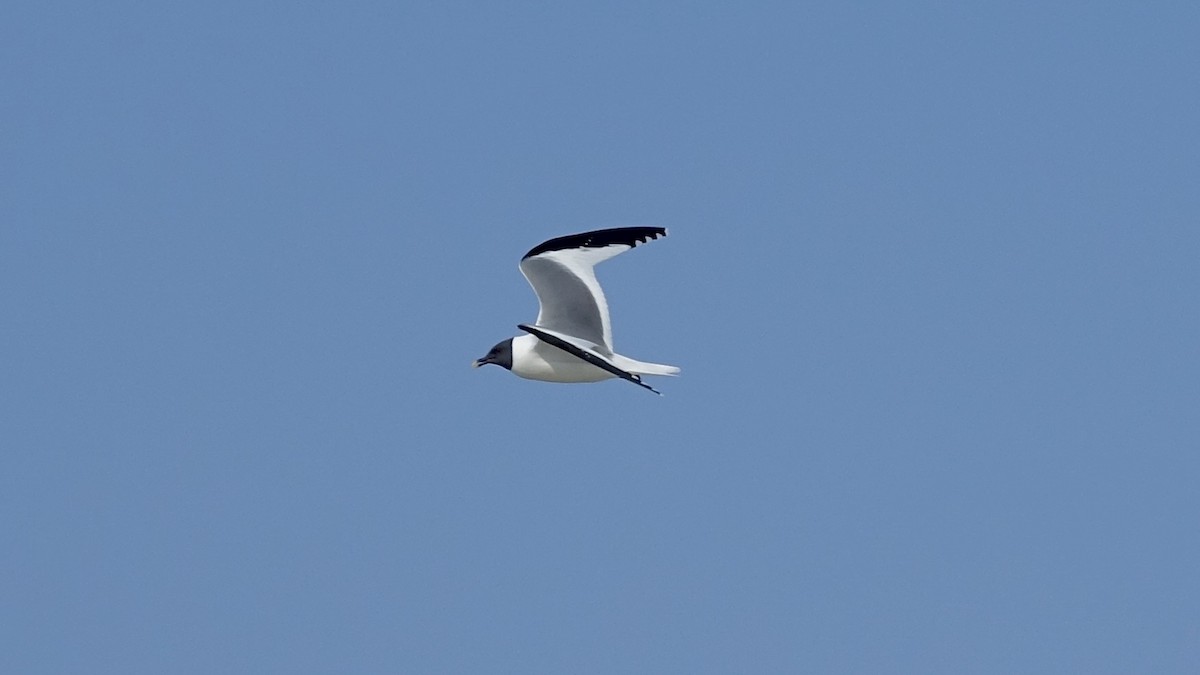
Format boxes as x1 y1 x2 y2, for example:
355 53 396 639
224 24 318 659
522 226 667 260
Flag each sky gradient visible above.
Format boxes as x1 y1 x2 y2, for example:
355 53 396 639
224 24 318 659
3 2 1199 673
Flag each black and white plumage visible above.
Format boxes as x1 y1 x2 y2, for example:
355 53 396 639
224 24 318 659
473 227 680 395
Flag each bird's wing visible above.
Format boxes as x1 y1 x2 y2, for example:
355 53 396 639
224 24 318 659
518 227 666 350
517 324 661 395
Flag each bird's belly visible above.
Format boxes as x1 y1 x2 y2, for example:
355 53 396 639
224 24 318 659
511 344 615 383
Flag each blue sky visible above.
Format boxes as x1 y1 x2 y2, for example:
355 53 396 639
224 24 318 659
3 2 1198 673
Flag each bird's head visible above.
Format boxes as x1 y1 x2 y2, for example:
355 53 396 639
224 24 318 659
472 338 514 370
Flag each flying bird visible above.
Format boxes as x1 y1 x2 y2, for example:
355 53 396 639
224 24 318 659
473 227 680 395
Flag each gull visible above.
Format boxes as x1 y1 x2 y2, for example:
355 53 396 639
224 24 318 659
473 227 680 395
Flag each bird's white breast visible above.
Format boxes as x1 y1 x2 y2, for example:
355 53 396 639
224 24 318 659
509 334 615 383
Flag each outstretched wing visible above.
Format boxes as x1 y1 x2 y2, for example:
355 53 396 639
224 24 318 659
518 227 667 350
518 324 661 395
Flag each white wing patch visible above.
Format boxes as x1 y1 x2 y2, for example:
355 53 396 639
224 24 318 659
518 228 666 350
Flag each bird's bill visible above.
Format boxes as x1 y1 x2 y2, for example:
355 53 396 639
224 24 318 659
471 358 486 368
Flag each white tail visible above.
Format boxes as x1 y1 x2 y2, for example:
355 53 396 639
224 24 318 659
612 355 681 377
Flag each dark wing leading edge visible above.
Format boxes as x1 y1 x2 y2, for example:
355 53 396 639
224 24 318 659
517 324 662 395
518 227 667 350
522 227 667 260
